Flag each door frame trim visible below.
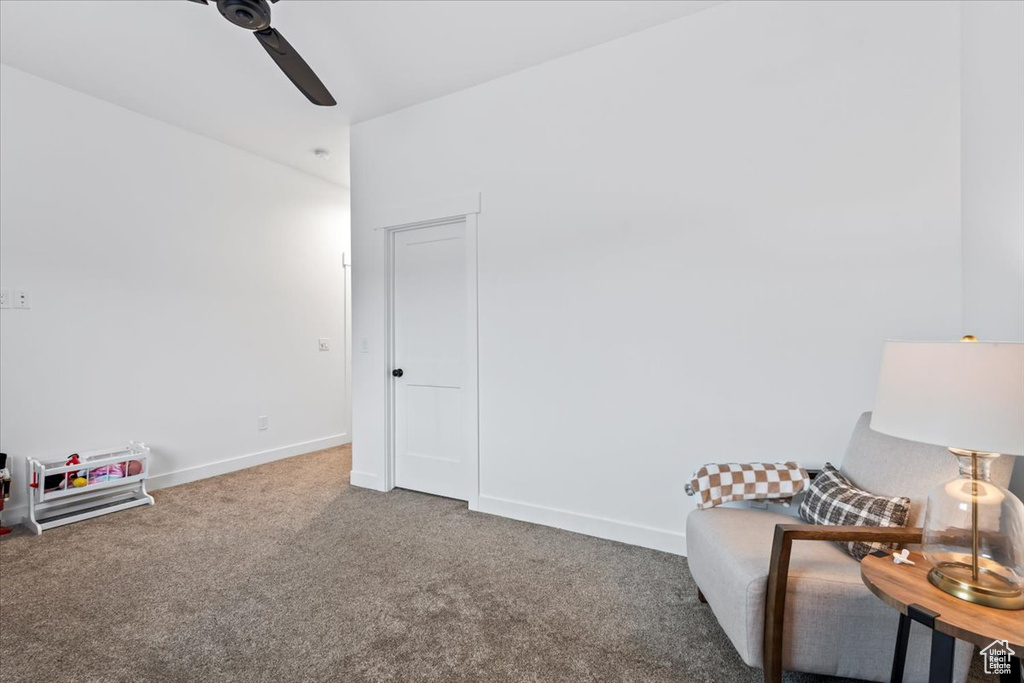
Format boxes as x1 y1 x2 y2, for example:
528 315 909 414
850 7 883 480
371 193 480 231
382 207 480 510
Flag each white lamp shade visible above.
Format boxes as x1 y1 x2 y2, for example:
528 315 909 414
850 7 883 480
871 341 1024 456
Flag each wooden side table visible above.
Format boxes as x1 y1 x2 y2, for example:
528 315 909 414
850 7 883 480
861 550 1023 683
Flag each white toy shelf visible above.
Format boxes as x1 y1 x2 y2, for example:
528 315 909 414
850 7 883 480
27 442 155 534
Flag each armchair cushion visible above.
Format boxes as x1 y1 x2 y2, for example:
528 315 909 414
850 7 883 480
686 507 859 667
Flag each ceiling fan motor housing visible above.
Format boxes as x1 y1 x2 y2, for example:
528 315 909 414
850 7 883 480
217 0 272 31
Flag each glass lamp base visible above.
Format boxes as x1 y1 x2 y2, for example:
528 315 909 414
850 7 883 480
928 563 1024 610
923 449 1024 611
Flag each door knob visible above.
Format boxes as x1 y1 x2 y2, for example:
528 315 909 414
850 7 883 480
392 368 404 377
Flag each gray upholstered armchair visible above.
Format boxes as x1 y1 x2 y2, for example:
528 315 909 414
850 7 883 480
686 412 1015 683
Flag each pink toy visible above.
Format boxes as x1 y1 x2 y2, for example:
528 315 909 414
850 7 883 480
88 460 143 484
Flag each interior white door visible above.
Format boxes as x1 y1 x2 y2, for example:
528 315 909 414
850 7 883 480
393 220 471 500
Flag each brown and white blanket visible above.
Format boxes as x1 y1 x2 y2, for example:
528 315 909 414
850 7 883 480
686 462 810 510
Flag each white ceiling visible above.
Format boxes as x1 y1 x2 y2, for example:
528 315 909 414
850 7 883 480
0 0 723 186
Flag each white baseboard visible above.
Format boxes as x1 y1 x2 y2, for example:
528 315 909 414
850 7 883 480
349 470 384 491
477 494 687 556
147 433 350 492
1 503 27 526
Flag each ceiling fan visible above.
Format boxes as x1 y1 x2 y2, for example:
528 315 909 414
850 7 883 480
188 0 336 106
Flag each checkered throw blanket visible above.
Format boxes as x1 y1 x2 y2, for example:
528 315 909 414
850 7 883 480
686 462 810 510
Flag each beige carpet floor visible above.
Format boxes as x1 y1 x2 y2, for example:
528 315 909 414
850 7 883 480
0 446 991 682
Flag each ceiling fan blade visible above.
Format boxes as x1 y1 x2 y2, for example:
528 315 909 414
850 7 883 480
254 28 336 106
186 0 209 4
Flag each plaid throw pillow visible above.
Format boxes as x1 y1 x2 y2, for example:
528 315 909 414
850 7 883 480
687 462 809 510
798 463 911 560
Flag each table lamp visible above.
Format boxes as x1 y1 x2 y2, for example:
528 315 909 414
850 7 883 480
871 339 1024 610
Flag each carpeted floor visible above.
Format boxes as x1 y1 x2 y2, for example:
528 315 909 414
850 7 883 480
0 446 990 683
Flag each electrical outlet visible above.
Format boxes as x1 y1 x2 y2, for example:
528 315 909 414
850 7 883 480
360 337 369 353
318 337 330 351
13 288 30 309
257 415 269 431
0 289 9 309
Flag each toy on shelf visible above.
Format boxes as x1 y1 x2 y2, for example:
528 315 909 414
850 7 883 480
27 442 154 534
63 454 81 489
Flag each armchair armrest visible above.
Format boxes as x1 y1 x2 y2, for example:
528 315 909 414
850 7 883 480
769 523 923 545
762 524 923 683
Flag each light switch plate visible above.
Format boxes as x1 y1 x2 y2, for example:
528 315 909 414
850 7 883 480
318 337 330 351
257 415 269 431
0 289 9 309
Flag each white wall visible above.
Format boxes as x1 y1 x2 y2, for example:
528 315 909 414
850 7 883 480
350 1 963 553
0 65 350 521
961 0 1024 343
960 0 1024 497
